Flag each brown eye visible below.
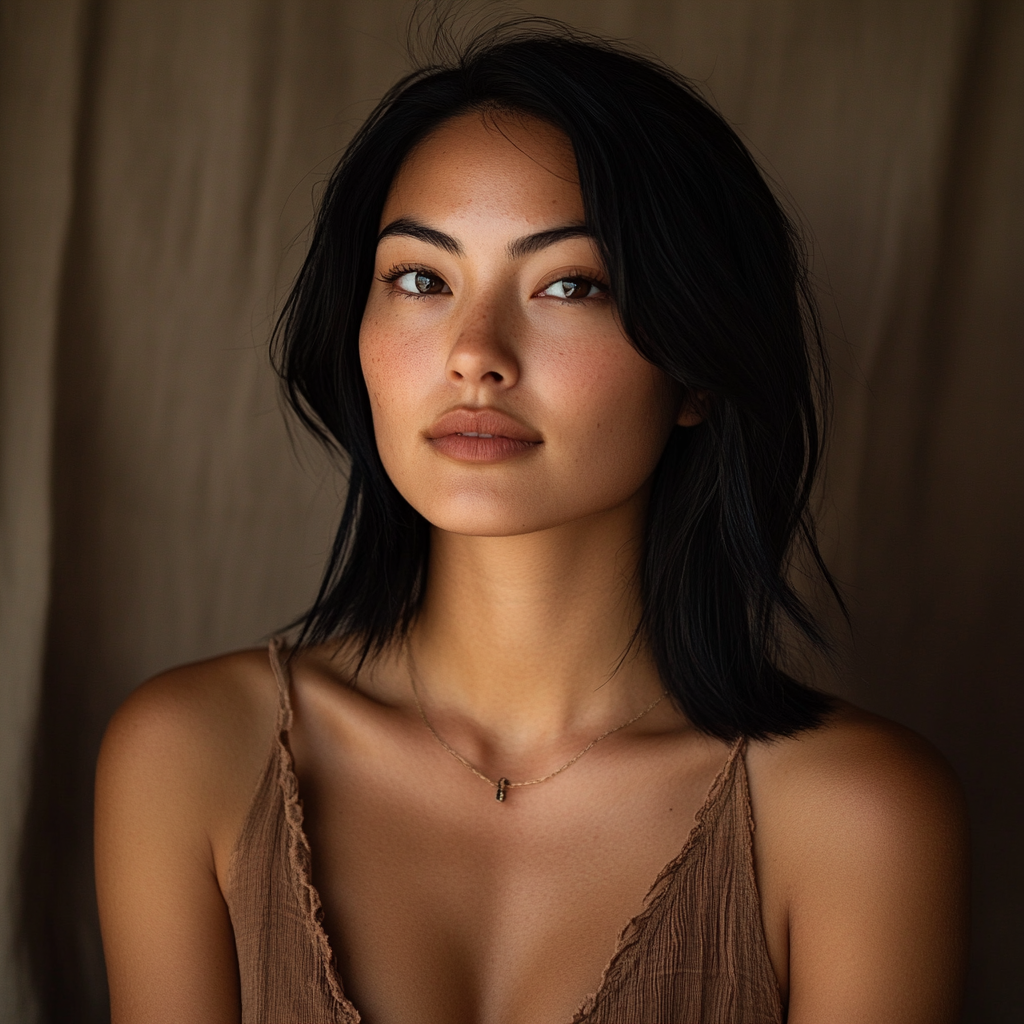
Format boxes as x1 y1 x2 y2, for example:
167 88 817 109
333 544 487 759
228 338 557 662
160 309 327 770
541 277 602 300
392 270 450 295
415 271 445 293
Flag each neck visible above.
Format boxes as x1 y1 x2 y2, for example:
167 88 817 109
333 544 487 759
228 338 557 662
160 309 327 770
408 491 665 749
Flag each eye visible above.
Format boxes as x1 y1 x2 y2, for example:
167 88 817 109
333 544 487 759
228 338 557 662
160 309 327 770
393 269 450 295
540 277 604 301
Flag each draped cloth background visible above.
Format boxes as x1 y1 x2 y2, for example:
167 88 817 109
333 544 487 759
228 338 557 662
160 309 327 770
0 1 1020 1021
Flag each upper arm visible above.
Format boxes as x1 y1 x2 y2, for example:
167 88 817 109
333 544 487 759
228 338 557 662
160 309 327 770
94 656 273 1024
750 711 970 1024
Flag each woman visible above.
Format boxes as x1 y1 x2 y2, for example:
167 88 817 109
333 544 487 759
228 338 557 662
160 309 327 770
94 22 968 1024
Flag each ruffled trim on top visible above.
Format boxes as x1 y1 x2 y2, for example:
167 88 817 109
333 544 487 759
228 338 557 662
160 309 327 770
570 736 746 1022
266 637 762 1024
269 638 362 1024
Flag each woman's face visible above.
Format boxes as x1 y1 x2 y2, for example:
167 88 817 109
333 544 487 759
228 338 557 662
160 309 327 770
360 110 695 537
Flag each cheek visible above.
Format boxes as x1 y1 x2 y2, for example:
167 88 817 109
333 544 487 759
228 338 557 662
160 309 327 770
539 338 678 479
359 309 433 458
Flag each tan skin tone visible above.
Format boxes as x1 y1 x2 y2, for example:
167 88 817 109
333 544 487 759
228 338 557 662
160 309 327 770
95 111 969 1024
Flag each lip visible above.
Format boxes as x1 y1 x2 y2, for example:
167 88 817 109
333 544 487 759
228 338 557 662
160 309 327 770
425 407 542 463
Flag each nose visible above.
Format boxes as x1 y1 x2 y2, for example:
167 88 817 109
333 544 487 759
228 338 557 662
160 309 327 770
444 303 520 389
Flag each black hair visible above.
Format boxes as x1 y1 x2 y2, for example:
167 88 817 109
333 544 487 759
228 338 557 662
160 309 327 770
272 17 842 740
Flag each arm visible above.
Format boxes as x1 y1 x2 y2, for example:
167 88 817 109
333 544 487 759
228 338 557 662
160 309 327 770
94 655 274 1023
749 709 970 1024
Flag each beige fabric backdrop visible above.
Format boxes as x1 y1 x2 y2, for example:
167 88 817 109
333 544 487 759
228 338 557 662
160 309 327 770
1 1 1020 1021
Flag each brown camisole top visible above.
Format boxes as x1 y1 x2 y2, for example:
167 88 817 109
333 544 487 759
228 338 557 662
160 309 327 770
224 640 784 1023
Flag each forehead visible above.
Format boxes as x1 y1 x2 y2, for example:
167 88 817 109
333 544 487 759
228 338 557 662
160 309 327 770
380 110 583 229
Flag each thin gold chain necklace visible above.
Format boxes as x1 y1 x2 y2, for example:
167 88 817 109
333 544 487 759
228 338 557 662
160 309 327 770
407 648 666 802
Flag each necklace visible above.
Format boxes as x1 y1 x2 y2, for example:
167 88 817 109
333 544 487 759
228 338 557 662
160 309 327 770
407 649 666 802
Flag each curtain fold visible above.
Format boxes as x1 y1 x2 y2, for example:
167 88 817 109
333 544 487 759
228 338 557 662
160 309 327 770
845 4 1024 1016
0 2 89 1018
1 2 1019 1022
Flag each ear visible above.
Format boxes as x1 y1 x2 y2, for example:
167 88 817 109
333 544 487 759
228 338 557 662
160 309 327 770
676 389 710 427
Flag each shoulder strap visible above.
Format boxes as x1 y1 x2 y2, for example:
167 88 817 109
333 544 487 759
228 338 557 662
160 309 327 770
267 636 294 735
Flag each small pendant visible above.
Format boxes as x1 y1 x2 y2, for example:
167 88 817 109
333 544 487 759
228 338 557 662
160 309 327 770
496 778 509 802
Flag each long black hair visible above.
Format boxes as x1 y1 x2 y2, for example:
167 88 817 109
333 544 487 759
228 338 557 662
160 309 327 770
272 18 842 740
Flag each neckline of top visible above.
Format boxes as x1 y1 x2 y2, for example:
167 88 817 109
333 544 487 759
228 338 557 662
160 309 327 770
265 636 746 1024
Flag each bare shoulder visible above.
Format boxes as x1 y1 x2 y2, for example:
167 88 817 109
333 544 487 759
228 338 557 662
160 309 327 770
746 701 967 850
746 702 969 1023
97 646 281 857
95 647 288 1021
106 644 278 735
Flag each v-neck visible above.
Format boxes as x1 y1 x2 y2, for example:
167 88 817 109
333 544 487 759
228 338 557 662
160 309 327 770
265 638 746 1024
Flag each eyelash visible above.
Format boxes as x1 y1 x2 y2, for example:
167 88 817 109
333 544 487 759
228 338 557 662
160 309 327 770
379 263 431 283
378 264 438 292
377 264 610 301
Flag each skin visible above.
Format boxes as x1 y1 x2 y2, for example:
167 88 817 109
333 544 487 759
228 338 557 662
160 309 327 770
95 111 969 1024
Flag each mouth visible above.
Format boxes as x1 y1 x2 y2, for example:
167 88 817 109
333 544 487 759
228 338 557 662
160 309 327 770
425 407 542 463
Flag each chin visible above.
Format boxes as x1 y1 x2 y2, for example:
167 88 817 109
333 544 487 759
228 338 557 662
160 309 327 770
417 502 554 539
388 460 648 539
405 486 572 538
412 483 644 540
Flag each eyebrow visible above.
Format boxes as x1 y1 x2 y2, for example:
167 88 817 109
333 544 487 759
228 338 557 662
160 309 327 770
376 218 594 261
377 217 464 256
506 225 593 259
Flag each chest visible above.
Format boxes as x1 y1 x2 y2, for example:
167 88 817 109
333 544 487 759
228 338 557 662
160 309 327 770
297 737 729 1024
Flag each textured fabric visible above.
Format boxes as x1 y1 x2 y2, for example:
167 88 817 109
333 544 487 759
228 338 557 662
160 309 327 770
227 640 357 1024
224 640 783 1024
